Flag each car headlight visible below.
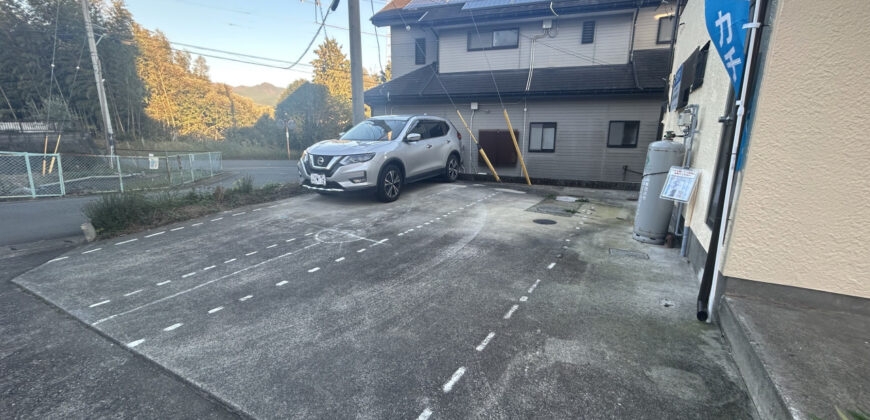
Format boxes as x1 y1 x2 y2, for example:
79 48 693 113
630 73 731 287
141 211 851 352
340 153 375 165
300 149 309 162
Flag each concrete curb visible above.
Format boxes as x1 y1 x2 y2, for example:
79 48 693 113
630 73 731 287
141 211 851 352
718 296 790 420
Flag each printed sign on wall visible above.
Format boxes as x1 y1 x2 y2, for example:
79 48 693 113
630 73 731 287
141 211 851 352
661 167 699 203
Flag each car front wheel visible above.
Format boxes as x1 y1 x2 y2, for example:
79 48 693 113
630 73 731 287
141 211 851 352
377 164 403 202
444 154 460 182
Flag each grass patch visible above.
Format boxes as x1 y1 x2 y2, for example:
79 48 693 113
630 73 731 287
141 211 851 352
84 176 306 238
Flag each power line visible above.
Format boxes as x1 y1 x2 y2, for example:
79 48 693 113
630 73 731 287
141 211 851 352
169 49 312 72
370 0 384 76
170 42 314 67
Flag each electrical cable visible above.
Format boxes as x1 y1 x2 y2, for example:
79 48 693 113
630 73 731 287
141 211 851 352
370 0 385 78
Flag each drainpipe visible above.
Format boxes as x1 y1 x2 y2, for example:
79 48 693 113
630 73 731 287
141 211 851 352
697 0 767 322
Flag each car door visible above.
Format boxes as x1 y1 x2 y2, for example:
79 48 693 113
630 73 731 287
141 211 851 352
428 121 455 171
399 119 435 178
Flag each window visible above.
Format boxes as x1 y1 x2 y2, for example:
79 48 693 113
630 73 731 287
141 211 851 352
467 28 519 51
581 21 595 44
657 16 675 44
408 120 449 139
414 38 426 65
529 123 556 152
607 121 640 148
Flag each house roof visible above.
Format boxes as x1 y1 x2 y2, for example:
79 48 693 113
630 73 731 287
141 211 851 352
372 0 662 27
365 48 669 103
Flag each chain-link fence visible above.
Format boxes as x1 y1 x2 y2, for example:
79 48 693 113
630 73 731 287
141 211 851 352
0 151 222 198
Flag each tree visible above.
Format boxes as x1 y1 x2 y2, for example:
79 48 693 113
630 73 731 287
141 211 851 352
275 82 351 149
277 78 307 103
192 56 209 79
380 61 392 83
311 37 350 101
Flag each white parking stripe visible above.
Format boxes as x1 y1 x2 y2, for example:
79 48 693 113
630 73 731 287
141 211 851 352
208 306 224 314
475 332 496 352
547 262 556 270
203 265 216 271
181 272 196 278
504 304 519 319
245 251 258 256
305 232 313 236
239 295 253 301
357 248 366 253
82 248 102 254
192 222 204 227
286 238 296 242
224 258 236 264
442 367 467 393
163 323 182 332
276 280 288 286
417 408 433 420
335 257 345 262
115 238 137 245
252 208 262 212
528 279 541 294
519 296 528 302
170 227 184 231
123 289 143 297
127 339 145 348
211 217 223 221
89 299 110 308
308 267 320 273
266 244 277 249
157 280 171 286
145 231 166 238
232 212 246 216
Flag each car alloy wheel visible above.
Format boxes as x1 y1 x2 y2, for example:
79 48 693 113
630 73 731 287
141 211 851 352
384 168 401 199
447 156 459 181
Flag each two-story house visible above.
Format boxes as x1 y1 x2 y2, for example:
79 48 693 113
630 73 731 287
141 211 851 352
365 0 676 185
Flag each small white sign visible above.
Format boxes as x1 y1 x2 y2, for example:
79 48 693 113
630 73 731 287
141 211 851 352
148 153 159 170
660 167 699 203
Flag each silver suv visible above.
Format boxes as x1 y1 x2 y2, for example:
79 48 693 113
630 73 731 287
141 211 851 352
298 115 462 202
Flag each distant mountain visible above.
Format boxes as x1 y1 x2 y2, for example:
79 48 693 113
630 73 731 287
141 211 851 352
232 83 283 107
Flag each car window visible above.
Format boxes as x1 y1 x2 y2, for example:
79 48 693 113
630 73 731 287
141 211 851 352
340 119 408 141
408 120 447 139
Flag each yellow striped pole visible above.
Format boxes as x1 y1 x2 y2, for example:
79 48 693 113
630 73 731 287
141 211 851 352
502 109 531 185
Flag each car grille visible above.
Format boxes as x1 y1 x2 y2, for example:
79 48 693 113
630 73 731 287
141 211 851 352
305 155 341 176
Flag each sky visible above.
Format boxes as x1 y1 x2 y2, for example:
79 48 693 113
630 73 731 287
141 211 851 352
124 0 392 88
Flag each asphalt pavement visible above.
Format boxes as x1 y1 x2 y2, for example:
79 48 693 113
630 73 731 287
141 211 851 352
0 159 298 247
10 181 756 419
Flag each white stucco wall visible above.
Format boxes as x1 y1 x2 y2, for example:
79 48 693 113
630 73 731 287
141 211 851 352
661 0 732 253
722 0 870 298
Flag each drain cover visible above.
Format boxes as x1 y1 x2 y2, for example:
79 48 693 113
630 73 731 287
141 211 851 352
609 248 649 259
533 219 557 225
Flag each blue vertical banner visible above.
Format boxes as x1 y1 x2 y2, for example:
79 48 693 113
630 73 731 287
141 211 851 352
705 0 752 94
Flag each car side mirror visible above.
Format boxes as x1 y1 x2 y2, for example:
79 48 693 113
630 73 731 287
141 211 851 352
405 133 422 142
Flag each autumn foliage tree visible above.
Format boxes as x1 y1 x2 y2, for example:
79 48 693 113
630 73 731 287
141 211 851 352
132 24 270 141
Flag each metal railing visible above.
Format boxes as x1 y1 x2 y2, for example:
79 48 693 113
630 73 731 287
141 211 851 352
0 151 222 198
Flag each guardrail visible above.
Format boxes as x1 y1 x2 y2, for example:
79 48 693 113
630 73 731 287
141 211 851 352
0 151 222 198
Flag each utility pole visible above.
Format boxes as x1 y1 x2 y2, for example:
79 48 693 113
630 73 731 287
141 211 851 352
348 0 365 124
80 0 115 157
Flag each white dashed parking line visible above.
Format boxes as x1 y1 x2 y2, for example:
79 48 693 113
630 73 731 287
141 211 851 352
276 280 288 286
127 339 145 348
503 304 519 319
417 408 433 420
89 299 110 308
224 258 236 264
157 280 171 286
308 267 320 273
211 217 223 222
239 295 253 302
115 238 138 245
82 248 102 254
266 244 277 249
245 251 258 256
163 323 183 332
181 272 196 278
528 279 541 294
145 231 165 238
232 212 246 216
123 289 143 297
335 257 345 262
547 262 556 269
203 265 216 271
192 222 204 227
170 227 184 231
208 306 224 314
475 332 496 352
442 367 467 393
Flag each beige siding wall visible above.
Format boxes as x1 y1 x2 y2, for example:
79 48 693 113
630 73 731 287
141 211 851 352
722 0 870 298
438 14 632 73
374 98 662 182
390 25 437 78
632 6 675 51
661 0 733 254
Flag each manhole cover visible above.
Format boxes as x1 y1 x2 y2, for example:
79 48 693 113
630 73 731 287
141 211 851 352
533 219 557 225
609 248 650 259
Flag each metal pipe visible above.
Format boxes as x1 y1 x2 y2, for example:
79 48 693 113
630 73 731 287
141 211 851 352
698 0 766 322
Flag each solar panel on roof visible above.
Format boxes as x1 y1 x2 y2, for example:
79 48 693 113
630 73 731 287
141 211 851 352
461 0 546 10
404 0 466 10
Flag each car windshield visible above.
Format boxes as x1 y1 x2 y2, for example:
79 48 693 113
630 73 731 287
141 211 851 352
340 119 408 141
